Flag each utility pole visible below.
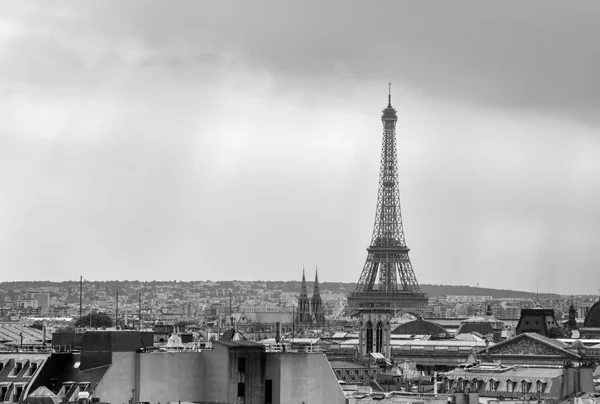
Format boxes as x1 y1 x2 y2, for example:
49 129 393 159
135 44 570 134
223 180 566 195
138 292 142 330
79 276 83 320
230 292 234 332
116 290 119 329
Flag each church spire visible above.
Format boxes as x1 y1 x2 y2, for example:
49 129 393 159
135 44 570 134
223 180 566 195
310 266 325 326
312 267 320 298
300 267 308 298
297 266 311 323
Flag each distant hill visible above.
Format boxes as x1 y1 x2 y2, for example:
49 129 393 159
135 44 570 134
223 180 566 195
306 282 558 299
0 280 561 299
419 284 559 300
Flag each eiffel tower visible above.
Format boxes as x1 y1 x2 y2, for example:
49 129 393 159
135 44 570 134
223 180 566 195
344 85 429 319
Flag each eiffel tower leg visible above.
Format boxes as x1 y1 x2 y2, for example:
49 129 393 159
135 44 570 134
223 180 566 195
356 254 379 292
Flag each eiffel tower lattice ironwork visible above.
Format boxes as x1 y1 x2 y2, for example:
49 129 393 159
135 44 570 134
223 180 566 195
345 85 428 317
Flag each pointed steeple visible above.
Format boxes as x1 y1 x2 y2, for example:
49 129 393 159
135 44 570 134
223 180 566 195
300 267 308 299
310 266 325 325
312 267 320 298
298 266 311 323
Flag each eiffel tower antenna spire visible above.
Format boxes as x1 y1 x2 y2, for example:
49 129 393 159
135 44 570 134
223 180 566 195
388 82 392 107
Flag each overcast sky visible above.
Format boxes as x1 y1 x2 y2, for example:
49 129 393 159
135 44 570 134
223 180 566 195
1 1 599 294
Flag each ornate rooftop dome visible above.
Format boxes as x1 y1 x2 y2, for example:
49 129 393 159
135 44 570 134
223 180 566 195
391 319 451 338
583 298 600 328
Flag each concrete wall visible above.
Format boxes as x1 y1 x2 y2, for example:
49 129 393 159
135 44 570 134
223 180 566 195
94 352 136 404
138 352 204 403
266 353 346 404
579 367 595 393
225 346 265 404
202 344 230 403
92 345 344 404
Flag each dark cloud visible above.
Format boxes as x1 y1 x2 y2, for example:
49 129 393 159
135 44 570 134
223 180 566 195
4 1 600 115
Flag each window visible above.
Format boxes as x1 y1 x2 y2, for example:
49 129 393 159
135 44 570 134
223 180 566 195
238 357 246 372
445 380 451 391
28 362 38 376
458 380 464 392
12 362 22 376
237 382 245 398
365 321 373 354
489 380 498 392
376 322 383 353
536 381 546 393
507 381 515 392
14 385 23 403
265 379 272 404
521 381 531 393
1 386 8 401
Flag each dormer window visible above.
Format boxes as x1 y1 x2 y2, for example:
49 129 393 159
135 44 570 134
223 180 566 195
489 380 499 392
12 362 22 376
13 385 23 402
536 381 547 393
61 382 75 397
28 362 38 376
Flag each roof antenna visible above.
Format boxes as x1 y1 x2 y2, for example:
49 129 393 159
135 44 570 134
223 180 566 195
388 82 392 106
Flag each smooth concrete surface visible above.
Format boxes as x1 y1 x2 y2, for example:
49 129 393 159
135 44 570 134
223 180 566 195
202 344 230 403
139 352 204 403
94 352 136 404
266 353 346 404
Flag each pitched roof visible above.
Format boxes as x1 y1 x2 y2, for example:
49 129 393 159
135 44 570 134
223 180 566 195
0 324 49 345
25 386 60 404
28 386 57 398
483 332 579 358
391 319 451 338
216 340 264 349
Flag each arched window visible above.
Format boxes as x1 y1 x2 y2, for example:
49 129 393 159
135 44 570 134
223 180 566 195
536 381 546 393
376 321 384 353
366 321 373 354
507 380 515 392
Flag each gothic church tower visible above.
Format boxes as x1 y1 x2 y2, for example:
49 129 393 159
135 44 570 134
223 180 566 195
297 268 311 323
311 269 325 325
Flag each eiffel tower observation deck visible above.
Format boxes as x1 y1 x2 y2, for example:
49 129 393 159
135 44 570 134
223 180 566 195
345 86 429 318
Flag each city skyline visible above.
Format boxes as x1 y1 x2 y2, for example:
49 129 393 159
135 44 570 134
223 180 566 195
1 1 600 293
